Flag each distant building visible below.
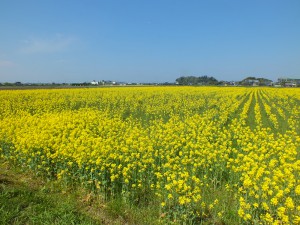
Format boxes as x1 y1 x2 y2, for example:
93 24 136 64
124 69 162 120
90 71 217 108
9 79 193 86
91 80 99 85
244 79 260 86
278 77 300 86
285 82 296 87
220 81 236 86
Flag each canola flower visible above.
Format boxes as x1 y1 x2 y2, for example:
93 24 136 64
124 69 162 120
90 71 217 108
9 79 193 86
0 87 299 224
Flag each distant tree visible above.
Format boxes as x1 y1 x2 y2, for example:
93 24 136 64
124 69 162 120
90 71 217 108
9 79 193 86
3 82 13 86
176 76 218 85
244 77 256 80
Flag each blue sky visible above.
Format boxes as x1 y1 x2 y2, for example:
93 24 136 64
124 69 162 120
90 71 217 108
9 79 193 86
0 0 299 83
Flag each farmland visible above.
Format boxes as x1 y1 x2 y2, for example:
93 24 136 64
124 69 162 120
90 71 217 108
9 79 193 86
0 87 299 224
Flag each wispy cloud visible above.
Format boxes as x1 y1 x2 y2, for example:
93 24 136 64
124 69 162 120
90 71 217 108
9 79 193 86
20 34 76 54
0 60 15 67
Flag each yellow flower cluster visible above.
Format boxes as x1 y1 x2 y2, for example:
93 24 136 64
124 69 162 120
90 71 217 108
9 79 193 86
0 87 299 223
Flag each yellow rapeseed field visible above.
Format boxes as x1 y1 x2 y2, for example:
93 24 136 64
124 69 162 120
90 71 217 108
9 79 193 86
0 87 299 224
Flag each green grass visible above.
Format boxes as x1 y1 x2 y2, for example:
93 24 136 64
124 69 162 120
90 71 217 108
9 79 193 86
0 161 99 225
246 92 256 130
0 159 162 225
104 198 161 225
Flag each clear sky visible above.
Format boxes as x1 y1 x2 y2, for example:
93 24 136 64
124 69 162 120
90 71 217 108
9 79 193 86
0 0 299 83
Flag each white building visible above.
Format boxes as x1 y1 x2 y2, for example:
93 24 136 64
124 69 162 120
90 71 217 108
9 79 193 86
91 80 99 85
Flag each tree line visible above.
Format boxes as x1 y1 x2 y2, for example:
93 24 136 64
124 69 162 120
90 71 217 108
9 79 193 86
175 76 219 85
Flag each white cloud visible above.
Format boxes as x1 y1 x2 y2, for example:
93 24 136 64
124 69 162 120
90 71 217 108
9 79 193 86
20 34 76 54
0 60 15 67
